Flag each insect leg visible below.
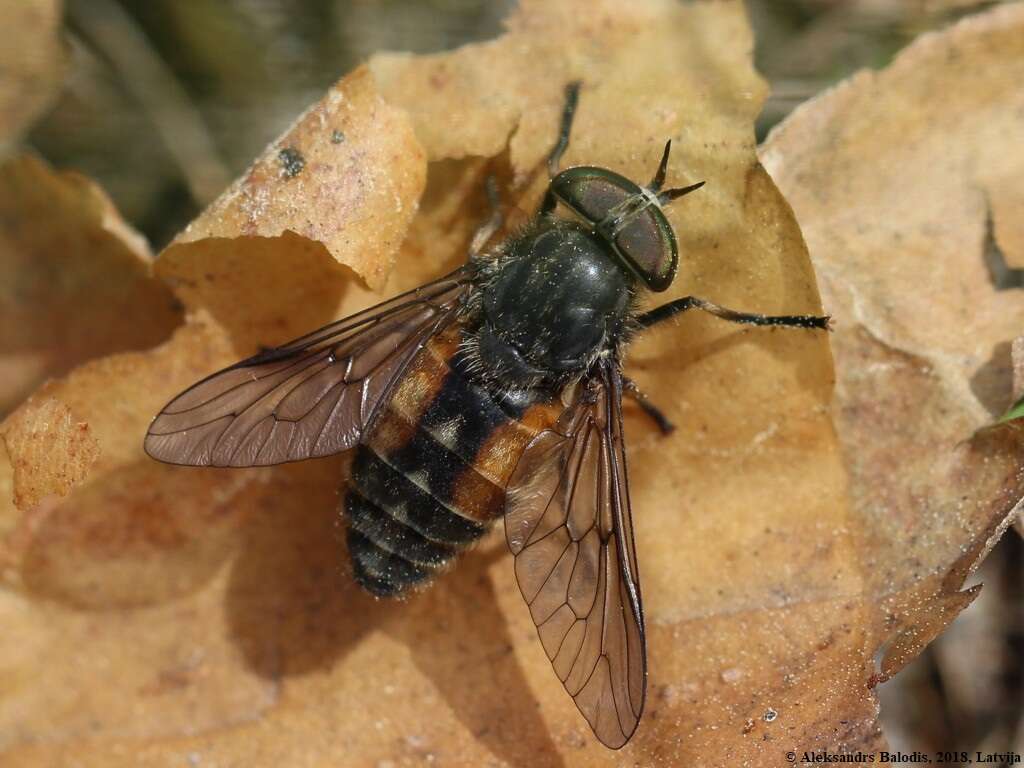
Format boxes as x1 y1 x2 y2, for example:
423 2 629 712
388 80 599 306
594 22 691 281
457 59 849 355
622 375 675 435
540 81 582 214
468 176 503 257
547 81 581 177
636 296 831 331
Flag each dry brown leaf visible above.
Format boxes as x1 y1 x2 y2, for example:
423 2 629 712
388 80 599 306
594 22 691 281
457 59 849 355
0 66 423 605
0 79 425 735
1 397 98 510
0 154 182 415
175 65 426 291
0 1 854 764
0 54 429 757
6 0 1019 765
0 0 64 147
0 59 426 517
760 0 1024 699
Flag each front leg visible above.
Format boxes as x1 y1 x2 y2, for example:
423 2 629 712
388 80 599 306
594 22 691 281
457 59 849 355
468 176 503 258
636 296 831 331
539 81 582 216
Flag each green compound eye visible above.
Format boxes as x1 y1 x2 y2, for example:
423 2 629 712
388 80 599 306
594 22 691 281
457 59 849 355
548 166 679 292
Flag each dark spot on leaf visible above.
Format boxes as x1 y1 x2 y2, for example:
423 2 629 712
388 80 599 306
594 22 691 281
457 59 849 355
970 340 1013 418
331 129 346 144
278 147 305 179
982 201 1024 290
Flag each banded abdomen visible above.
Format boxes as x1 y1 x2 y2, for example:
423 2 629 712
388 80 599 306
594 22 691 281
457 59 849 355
345 324 561 596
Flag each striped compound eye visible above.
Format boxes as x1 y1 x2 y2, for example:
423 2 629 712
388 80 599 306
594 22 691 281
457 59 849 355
547 141 704 293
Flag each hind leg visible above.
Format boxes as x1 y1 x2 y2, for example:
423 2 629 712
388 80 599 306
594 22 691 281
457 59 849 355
622 375 675 435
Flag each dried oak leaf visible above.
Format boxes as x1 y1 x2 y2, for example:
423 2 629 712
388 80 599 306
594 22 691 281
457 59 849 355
172 65 425 292
2 1 856 765
760 0 1024 702
11 0 1005 764
0 154 182 415
1 397 98 511
0 63 424 745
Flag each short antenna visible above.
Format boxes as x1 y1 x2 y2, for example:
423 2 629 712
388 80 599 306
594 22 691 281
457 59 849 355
648 140 672 191
658 180 705 204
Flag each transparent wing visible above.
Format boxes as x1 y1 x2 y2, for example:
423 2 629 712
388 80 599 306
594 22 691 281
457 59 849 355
505 358 646 749
144 269 471 467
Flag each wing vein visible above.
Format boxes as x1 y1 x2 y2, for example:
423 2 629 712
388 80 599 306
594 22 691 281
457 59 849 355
145 268 471 467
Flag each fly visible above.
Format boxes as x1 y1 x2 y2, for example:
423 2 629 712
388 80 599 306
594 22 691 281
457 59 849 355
145 82 830 749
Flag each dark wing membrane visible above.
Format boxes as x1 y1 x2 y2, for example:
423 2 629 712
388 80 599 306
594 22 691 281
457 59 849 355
145 269 472 467
505 359 646 749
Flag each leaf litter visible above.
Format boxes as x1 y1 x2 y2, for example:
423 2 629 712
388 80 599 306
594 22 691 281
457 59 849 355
2 0 1024 765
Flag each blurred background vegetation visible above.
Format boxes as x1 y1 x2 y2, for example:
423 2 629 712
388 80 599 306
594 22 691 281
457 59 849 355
33 0 1010 247
19 0 1023 760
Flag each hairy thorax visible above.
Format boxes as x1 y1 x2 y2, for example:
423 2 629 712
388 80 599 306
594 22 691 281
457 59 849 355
468 219 635 391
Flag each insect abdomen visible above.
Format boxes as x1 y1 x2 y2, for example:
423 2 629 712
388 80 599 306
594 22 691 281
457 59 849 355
345 447 483 596
345 325 560 597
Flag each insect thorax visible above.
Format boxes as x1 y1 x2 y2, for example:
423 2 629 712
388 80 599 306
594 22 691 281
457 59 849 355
468 218 636 391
